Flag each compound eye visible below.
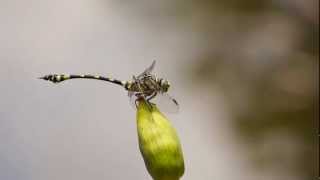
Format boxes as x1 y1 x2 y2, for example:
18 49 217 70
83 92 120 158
164 81 170 91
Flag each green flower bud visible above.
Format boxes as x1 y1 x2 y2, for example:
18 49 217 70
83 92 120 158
137 100 185 180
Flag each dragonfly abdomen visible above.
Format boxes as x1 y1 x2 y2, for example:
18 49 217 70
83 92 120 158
40 74 126 87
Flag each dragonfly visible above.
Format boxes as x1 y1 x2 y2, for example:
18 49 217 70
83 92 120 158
39 61 179 113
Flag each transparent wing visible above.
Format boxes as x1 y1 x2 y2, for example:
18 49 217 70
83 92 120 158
137 60 156 78
150 93 179 113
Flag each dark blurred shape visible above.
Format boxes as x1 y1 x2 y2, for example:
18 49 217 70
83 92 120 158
193 45 318 180
274 0 319 26
187 0 319 179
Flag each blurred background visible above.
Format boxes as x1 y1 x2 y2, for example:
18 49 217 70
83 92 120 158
0 0 318 180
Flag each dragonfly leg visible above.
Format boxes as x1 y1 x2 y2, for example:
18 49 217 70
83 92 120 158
145 100 153 111
134 93 144 107
134 94 153 111
147 92 157 101
132 75 153 111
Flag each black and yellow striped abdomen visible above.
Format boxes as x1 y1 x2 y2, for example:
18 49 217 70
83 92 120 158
40 74 126 86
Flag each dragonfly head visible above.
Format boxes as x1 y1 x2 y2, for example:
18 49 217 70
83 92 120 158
160 79 170 92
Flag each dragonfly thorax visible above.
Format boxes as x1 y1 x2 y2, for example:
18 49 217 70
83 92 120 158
124 76 170 97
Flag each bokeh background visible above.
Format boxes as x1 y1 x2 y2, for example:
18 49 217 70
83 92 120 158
0 1 318 180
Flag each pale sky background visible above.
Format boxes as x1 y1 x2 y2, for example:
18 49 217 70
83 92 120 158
0 1 301 180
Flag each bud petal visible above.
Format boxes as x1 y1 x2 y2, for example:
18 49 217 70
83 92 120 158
137 101 185 180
